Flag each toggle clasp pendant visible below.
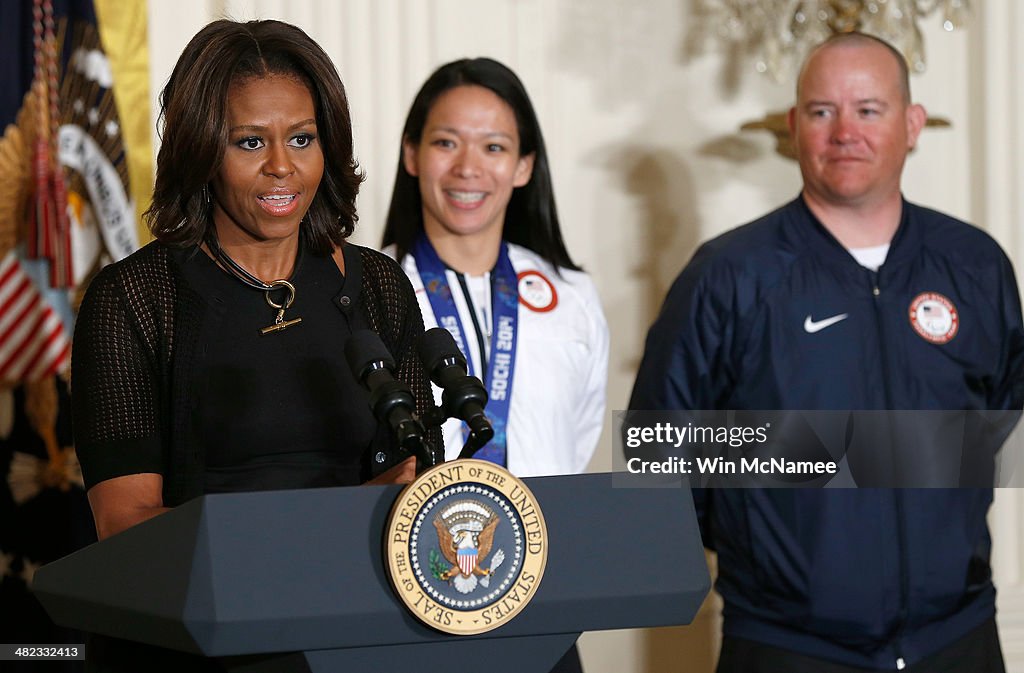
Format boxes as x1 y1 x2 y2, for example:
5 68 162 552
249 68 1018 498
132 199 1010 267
261 279 303 335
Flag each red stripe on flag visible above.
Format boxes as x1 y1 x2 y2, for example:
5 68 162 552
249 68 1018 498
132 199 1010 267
0 282 39 342
0 253 71 383
0 308 53 380
0 259 20 288
34 339 71 380
21 313 67 379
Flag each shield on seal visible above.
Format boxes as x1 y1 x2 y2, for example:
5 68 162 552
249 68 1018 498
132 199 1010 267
458 546 477 576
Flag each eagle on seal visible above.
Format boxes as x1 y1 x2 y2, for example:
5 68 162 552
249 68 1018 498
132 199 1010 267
434 512 501 594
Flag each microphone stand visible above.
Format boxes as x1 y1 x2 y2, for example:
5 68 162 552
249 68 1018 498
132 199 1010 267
346 330 440 472
418 328 496 461
458 431 493 461
420 403 494 460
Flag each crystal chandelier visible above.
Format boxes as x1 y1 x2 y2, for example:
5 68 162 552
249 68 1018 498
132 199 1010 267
711 0 970 81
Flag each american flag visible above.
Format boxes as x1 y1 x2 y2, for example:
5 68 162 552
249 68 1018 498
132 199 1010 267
0 251 70 383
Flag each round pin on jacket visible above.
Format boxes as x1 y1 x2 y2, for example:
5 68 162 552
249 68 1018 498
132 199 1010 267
908 292 959 344
517 270 558 312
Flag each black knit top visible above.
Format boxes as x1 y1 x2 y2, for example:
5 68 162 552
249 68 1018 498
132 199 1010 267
72 240 439 506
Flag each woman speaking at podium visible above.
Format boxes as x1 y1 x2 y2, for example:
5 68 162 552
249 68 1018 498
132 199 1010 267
382 58 609 479
72 16 439 672
72 18 434 566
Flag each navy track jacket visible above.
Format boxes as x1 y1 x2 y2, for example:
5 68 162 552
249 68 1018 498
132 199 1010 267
629 197 1024 669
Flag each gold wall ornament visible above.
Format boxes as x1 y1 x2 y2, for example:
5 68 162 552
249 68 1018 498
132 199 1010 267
709 0 971 81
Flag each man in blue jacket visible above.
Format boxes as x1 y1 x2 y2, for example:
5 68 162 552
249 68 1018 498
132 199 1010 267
629 33 1023 672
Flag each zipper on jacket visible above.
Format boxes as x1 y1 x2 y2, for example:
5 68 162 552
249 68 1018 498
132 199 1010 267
869 270 893 407
893 491 909 670
869 270 909 670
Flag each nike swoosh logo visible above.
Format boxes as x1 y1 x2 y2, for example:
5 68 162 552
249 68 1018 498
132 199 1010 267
804 313 849 333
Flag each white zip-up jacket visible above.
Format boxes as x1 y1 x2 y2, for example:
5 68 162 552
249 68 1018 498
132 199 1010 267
386 242 609 476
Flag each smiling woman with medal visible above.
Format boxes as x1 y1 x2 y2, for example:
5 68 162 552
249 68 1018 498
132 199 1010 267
71 22 438 670
382 61 609 502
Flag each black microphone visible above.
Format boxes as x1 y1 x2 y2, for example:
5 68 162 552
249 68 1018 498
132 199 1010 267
419 327 494 458
345 329 436 467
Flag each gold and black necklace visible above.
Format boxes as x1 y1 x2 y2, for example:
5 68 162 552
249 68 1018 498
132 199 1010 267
205 233 303 335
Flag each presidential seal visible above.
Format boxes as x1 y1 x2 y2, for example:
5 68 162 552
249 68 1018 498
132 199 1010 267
385 459 548 635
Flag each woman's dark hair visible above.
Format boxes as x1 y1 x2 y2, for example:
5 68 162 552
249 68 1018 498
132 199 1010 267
381 58 579 271
145 19 363 254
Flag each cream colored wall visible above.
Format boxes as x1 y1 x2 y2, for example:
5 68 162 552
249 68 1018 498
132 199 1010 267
146 1 1024 671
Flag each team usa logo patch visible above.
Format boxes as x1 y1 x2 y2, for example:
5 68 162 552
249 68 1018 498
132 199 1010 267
908 292 959 344
517 270 558 312
385 459 548 635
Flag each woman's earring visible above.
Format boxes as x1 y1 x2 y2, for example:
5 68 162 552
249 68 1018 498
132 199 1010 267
202 184 211 206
